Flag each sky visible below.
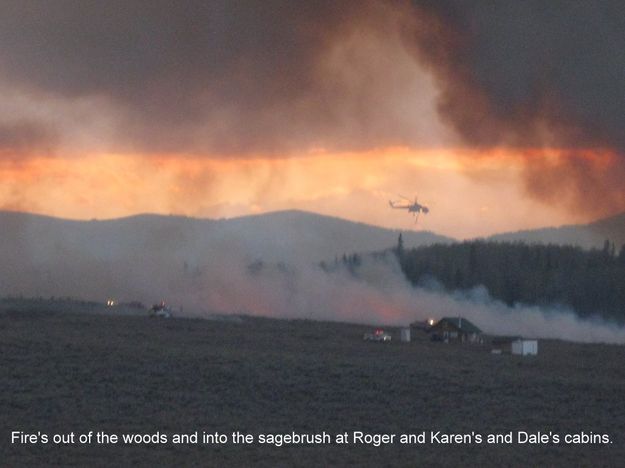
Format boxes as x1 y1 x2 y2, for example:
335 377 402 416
1 0 624 239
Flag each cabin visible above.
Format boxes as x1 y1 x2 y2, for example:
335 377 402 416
429 317 483 344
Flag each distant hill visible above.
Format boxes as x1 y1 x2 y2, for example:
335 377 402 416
487 212 625 249
214 210 452 261
0 209 451 262
0 209 452 303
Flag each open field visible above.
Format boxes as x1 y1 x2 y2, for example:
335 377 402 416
2 308 625 466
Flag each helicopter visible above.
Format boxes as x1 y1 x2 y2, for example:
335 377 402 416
389 195 430 222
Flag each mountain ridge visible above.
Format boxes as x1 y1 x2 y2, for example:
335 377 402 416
0 208 451 302
3 208 625 250
487 211 625 249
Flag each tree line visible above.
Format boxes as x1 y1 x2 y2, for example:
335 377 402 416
395 235 625 322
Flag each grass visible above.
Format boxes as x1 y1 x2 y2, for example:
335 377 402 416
1 308 624 466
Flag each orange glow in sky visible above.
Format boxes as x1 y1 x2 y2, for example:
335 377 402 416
0 147 600 239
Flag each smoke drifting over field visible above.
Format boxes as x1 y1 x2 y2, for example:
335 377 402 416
3 211 624 344
203 254 625 345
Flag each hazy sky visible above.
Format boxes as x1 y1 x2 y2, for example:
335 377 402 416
1 1 624 238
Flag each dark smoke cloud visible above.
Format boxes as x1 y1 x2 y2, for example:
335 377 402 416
1 1 623 156
0 120 57 159
522 150 625 216
406 1 625 214
1 1 624 216
409 1 625 149
0 0 446 155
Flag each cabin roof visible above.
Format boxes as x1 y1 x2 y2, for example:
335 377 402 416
433 317 482 334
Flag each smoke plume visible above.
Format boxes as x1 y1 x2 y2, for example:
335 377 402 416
406 0 625 216
0 0 448 156
199 254 625 345
2 212 624 344
1 1 623 217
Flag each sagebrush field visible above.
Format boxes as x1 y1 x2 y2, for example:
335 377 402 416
2 308 624 466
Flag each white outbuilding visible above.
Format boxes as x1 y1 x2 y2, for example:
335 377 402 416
511 339 538 356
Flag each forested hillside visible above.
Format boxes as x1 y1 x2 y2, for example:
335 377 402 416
396 238 625 321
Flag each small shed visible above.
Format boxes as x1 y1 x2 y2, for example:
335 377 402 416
429 317 483 344
491 336 538 356
512 339 538 356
